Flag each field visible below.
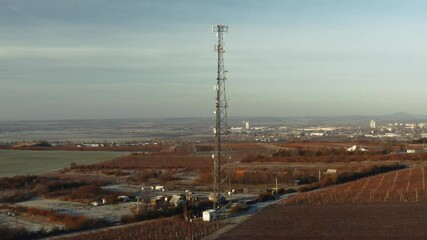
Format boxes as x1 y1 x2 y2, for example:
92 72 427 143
0 150 126 177
98 152 212 170
55 217 224 240
218 165 427 239
284 165 427 205
16 199 134 223
218 203 427 240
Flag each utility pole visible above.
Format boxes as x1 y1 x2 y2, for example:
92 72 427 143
228 156 232 192
212 24 229 209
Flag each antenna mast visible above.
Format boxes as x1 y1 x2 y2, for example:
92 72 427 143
212 24 229 209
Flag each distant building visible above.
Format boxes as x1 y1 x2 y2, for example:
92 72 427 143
347 145 368 152
347 145 357 152
230 127 243 132
244 121 250 130
310 132 324 137
370 120 376 129
325 169 338 174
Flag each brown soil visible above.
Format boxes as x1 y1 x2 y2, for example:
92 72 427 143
218 203 427 240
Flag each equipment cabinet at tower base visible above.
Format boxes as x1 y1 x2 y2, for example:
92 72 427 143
203 209 217 222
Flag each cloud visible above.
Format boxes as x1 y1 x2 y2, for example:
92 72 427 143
2 0 427 120
0 46 173 59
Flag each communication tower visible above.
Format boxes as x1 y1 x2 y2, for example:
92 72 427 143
212 24 229 208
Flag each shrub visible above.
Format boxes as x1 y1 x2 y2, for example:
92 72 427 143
257 192 275 202
230 205 247 213
298 163 406 192
121 207 182 224
0 192 35 203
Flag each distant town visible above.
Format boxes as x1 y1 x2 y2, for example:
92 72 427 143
229 119 427 142
2 116 427 147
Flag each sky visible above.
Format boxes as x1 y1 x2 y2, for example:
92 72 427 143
1 0 427 121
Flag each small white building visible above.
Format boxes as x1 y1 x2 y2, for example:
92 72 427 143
203 209 217 222
310 132 324 137
347 145 357 152
90 201 102 206
370 120 376 129
347 145 368 152
142 186 155 191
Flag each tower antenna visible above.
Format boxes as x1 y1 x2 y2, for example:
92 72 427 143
212 24 229 209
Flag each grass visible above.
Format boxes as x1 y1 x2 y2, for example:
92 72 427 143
0 150 126 177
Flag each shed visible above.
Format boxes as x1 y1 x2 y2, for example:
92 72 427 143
118 195 130 202
208 193 226 203
170 195 184 207
203 209 217 222
325 169 337 174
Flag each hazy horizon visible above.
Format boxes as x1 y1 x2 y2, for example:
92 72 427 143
2 0 427 121
0 111 425 123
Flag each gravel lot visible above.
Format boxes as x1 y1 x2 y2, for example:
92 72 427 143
17 199 134 223
0 209 62 232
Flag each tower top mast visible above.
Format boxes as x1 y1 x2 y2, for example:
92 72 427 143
212 24 229 209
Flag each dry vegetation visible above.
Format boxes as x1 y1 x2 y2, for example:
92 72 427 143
55 217 225 240
0 204 109 240
56 141 426 192
243 147 427 163
4 140 427 239
198 167 296 186
97 152 212 170
0 204 108 231
194 143 268 153
0 175 117 204
61 143 276 188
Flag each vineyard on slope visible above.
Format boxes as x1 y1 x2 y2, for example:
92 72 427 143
284 165 427 205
